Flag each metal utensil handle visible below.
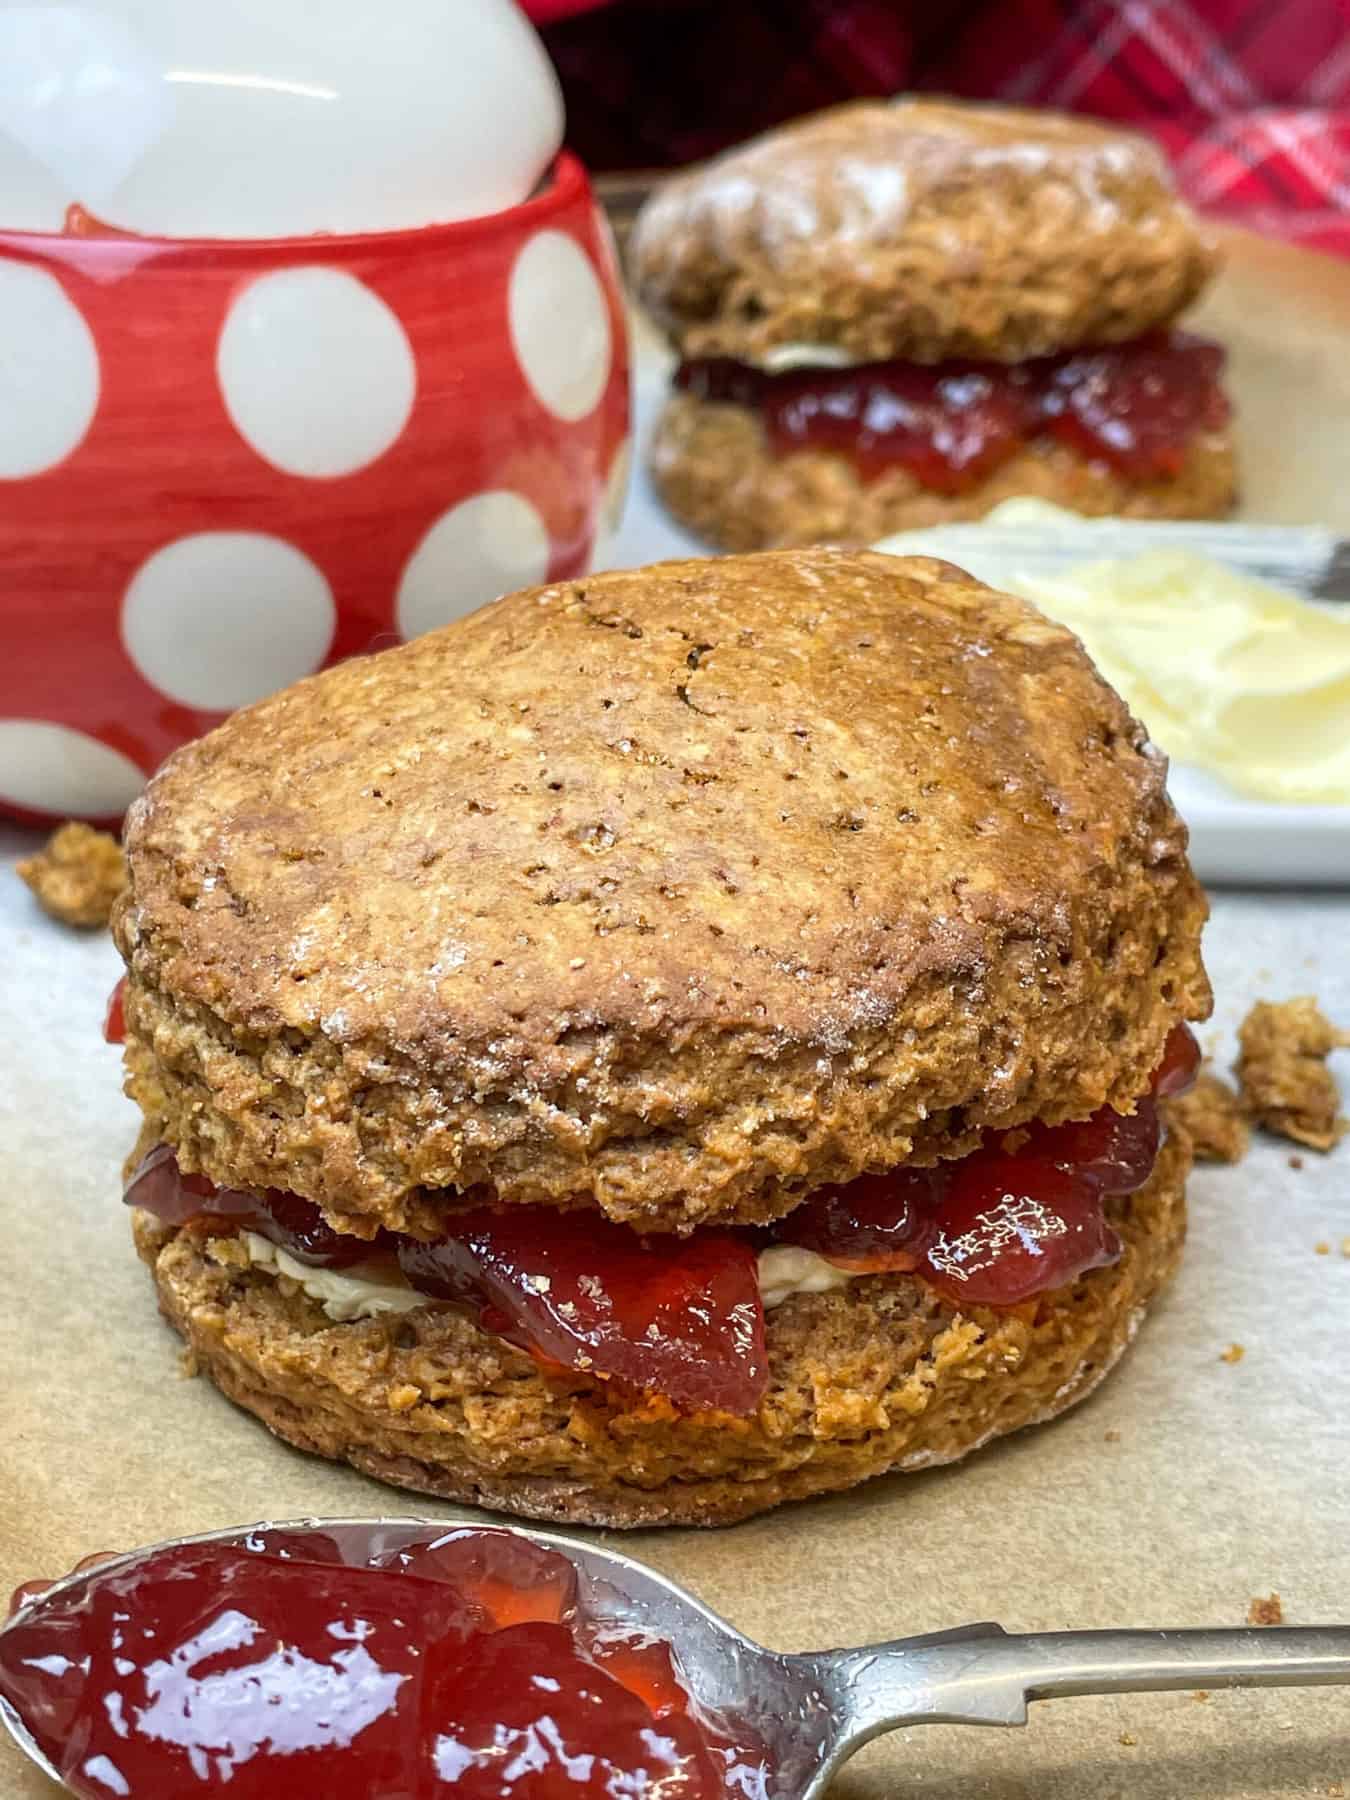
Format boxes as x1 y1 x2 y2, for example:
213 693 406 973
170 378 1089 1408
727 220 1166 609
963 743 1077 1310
805 1624 1350 1798
821 1623 1350 1738
1010 1626 1350 1700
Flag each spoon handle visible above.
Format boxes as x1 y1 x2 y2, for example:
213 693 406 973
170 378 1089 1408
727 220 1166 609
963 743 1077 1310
814 1622 1350 1766
996 1625 1350 1701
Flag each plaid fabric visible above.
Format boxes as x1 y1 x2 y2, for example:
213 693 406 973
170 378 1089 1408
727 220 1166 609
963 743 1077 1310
532 0 1350 255
935 0 1350 254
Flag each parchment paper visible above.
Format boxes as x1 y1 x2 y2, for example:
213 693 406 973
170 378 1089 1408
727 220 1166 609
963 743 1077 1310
3 227 1349 1797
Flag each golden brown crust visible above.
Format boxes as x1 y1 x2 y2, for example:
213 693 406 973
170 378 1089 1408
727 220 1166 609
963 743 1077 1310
116 551 1209 1237
631 100 1217 366
133 1128 1189 1528
18 822 127 929
1236 997 1348 1151
650 392 1238 551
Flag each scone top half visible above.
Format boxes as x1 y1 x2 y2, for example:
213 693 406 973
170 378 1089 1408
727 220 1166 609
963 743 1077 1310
114 549 1209 1242
632 98 1216 368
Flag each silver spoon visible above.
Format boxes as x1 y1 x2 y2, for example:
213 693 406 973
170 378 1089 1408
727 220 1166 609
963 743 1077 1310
4 1516 1349 1797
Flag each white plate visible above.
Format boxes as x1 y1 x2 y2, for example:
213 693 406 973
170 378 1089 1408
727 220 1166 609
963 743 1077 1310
603 320 1350 889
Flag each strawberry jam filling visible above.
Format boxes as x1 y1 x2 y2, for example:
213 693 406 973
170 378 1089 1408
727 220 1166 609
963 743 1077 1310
675 332 1229 490
398 1209 766 1414
0 1525 769 1798
103 976 126 1044
123 1024 1198 1417
125 1142 390 1269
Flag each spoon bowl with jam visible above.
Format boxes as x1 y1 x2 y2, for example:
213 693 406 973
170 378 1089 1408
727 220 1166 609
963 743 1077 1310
4 1518 1348 1798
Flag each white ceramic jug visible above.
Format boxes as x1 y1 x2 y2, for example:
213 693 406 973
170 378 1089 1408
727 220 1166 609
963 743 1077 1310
0 0 564 236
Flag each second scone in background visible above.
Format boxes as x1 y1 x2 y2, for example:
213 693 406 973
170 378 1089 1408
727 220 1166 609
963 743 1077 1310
631 98 1236 549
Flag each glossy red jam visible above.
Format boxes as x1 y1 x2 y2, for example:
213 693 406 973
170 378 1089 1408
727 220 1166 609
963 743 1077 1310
0 1527 768 1798
103 978 126 1045
773 1027 1196 1308
771 1168 935 1273
772 1101 1156 1308
398 1209 765 1416
1153 1018 1203 1097
125 1027 1198 1414
676 334 1228 490
125 1142 391 1270
920 1152 1122 1305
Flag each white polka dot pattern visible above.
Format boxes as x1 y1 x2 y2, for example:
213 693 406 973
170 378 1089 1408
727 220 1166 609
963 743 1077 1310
0 260 100 477
0 720 143 814
0 154 627 824
396 491 550 640
217 268 417 478
121 532 336 711
509 230 612 422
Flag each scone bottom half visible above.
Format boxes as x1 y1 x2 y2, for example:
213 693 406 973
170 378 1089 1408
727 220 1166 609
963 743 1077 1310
631 99 1236 546
113 548 1211 1524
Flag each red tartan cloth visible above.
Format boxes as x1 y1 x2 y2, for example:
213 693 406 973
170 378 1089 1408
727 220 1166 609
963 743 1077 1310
529 0 1350 255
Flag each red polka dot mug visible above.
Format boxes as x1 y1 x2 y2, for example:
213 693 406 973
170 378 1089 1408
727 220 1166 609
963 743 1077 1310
0 152 629 824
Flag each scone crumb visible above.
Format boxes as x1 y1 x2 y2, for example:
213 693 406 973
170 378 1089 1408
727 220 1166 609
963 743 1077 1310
1247 1593 1284 1626
205 1235 251 1272
1289 1154 1305 1170
387 1383 422 1412
17 822 127 928
1342 1238 1350 1259
1118 1732 1137 1747
1220 1343 1245 1364
1237 998 1348 1151
1327 1783 1345 1797
1315 1241 1331 1256
1170 1070 1249 1163
1191 1690 1210 1703
1103 1427 1121 1442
